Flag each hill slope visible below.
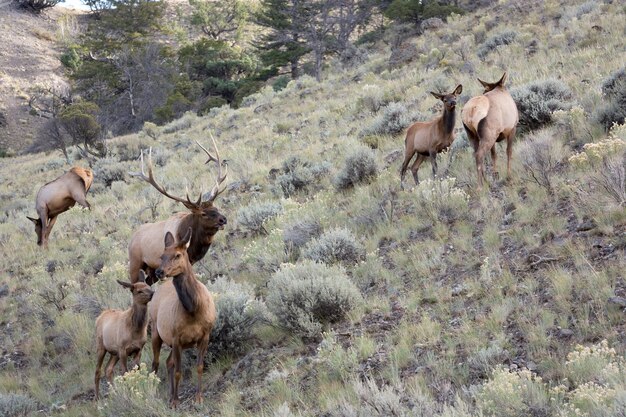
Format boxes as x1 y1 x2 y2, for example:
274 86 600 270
0 0 625 416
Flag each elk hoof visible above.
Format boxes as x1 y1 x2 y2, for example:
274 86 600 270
170 399 180 409
195 393 204 404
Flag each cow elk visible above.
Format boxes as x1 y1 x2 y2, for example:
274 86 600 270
94 271 154 400
400 84 463 189
149 228 216 407
27 167 93 248
461 72 519 189
128 135 228 285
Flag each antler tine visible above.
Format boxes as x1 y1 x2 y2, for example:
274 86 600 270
129 148 200 209
199 132 229 203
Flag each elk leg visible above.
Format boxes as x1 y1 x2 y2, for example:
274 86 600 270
400 151 414 190
410 155 426 185
94 347 106 400
128 257 143 284
195 338 209 404
151 331 163 374
429 150 438 179
165 350 175 404
105 354 119 385
44 215 58 244
119 351 129 375
37 208 48 248
474 147 487 190
506 127 516 180
490 146 499 180
132 350 142 370
172 345 182 408
72 191 91 210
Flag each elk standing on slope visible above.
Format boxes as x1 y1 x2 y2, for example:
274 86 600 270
149 228 216 408
128 135 228 285
94 271 154 400
462 72 519 189
400 84 463 189
27 167 93 248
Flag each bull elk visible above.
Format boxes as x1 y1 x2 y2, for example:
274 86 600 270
400 84 463 189
94 271 154 400
461 72 519 189
128 135 228 285
27 167 93 248
149 228 216 407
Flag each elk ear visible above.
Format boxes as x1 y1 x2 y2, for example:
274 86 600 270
477 78 489 88
164 231 175 248
453 84 463 95
180 227 192 249
138 270 146 283
26 216 39 225
497 72 508 86
116 280 133 289
430 91 444 100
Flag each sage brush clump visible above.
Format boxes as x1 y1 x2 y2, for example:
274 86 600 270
361 102 417 136
511 79 575 132
283 218 323 258
477 30 517 59
237 201 282 234
334 147 378 190
275 156 331 197
595 67 626 130
267 261 362 338
302 228 365 265
0 393 37 417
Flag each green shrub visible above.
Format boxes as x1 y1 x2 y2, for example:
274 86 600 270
60 45 81 71
237 200 283 234
595 68 626 130
0 393 36 417
283 218 323 258
142 121 160 140
274 156 331 197
477 30 518 59
517 129 565 192
361 102 417 136
266 261 362 338
93 157 128 187
334 147 378 190
511 79 575 132
207 277 269 360
199 96 228 116
272 76 290 92
414 178 470 224
302 228 365 265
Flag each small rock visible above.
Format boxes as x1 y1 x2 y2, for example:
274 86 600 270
558 328 574 338
608 296 626 307
576 218 597 232
0 283 8 298
451 284 468 297
421 17 444 31
526 361 537 372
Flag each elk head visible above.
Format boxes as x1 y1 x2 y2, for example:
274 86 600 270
430 84 463 111
116 271 154 304
156 228 192 280
478 72 507 93
26 216 43 245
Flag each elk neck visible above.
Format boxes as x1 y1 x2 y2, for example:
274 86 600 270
130 302 149 331
441 106 456 136
172 269 202 314
179 214 217 264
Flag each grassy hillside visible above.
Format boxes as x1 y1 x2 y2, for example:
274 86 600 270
1 0 625 416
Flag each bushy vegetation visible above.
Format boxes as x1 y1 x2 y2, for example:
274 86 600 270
274 156 331 197
302 228 365 265
595 67 626 130
361 102 418 136
511 79 575 132
477 30 518 59
283 218 323 258
334 147 378 190
236 200 283 234
266 261 362 338
0 393 37 417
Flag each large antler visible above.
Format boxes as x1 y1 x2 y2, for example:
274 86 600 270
129 148 203 210
196 131 228 203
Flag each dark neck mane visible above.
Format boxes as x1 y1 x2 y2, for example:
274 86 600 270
131 303 148 330
178 214 218 264
172 270 201 314
441 107 456 135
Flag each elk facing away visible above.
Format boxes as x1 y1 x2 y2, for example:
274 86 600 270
94 271 154 400
149 228 216 407
27 167 93 248
400 84 463 189
461 72 519 189
128 136 228 285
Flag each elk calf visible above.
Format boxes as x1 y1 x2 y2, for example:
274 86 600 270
149 228 216 408
400 84 463 189
94 272 154 400
462 72 519 189
27 167 93 248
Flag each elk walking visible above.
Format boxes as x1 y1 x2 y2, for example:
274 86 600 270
461 72 519 189
94 271 154 400
27 167 93 248
149 228 216 407
128 135 228 284
400 84 463 189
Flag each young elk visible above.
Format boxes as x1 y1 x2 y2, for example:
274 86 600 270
149 228 216 407
462 72 519 189
128 134 228 285
400 84 463 189
94 271 154 400
27 167 93 248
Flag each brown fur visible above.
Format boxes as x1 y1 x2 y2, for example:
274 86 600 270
462 72 519 189
27 167 93 248
149 228 216 408
94 272 154 400
128 138 228 285
400 84 463 189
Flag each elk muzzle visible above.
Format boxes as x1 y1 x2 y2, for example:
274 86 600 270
155 268 165 280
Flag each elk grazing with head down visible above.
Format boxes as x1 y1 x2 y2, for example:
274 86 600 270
128 135 228 285
400 84 463 189
27 167 93 248
94 271 154 400
149 228 216 407
461 72 519 189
